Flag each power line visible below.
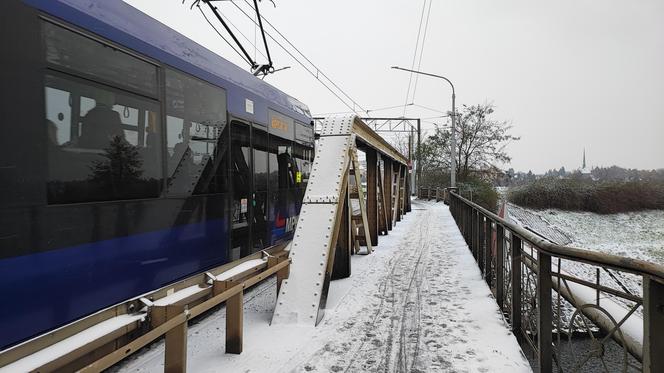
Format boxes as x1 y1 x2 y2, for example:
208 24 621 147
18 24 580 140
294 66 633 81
368 103 414 114
412 103 447 114
218 4 269 62
315 103 417 117
421 114 449 120
233 0 369 115
402 0 428 117
316 102 448 120
411 0 433 102
313 110 356 116
239 0 366 114
197 5 252 67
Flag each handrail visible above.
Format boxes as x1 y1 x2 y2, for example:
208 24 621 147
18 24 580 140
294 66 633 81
449 191 664 282
442 187 664 372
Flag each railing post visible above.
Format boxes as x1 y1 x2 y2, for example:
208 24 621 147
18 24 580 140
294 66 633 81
459 201 463 235
643 276 664 373
471 209 476 256
462 204 468 242
475 211 480 260
462 204 467 242
449 192 454 216
537 252 552 373
471 208 475 250
226 290 244 354
478 214 484 268
269 256 291 293
473 211 478 260
496 225 505 308
164 305 188 373
511 235 522 339
466 205 471 244
484 219 492 286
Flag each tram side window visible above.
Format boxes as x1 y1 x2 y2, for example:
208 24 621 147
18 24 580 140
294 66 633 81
45 75 163 204
43 21 157 96
165 69 228 196
252 127 269 251
292 144 313 189
268 135 297 244
230 121 252 258
43 21 162 204
253 128 269 192
268 136 294 189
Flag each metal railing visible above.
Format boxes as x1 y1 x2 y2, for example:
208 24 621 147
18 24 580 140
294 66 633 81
417 186 448 202
431 188 664 373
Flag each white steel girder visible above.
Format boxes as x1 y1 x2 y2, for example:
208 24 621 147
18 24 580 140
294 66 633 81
272 115 407 326
272 116 353 325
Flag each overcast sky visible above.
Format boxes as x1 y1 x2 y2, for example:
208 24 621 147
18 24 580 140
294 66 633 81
125 0 664 173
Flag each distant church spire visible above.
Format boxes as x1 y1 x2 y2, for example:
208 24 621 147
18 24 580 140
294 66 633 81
582 148 586 169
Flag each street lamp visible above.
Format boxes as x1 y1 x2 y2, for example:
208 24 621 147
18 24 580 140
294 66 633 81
391 66 457 187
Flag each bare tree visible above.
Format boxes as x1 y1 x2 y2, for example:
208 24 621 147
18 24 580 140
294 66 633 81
419 103 519 183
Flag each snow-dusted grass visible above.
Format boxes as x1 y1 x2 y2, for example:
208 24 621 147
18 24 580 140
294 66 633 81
114 200 530 373
507 203 663 333
536 209 664 266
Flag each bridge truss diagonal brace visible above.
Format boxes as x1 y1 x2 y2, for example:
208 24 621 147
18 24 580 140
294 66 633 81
272 116 354 326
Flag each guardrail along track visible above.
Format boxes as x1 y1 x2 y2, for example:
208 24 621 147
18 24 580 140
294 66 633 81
0 245 290 373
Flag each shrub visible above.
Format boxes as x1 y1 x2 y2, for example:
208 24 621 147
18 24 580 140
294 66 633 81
458 177 499 212
508 178 664 214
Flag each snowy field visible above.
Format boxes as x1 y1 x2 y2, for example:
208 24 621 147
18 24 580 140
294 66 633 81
508 203 664 294
526 208 664 266
114 200 530 373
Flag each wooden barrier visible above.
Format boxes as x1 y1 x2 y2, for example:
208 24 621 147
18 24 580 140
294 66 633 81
0 251 290 373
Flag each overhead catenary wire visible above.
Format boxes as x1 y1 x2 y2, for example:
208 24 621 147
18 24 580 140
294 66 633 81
232 0 369 116
411 0 433 103
210 4 269 62
368 103 414 114
312 110 357 116
314 103 417 117
315 102 447 119
197 5 253 67
421 114 450 120
238 0 366 114
412 103 448 114
402 0 428 117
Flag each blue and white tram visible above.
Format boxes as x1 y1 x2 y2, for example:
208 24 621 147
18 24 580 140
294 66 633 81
0 0 314 349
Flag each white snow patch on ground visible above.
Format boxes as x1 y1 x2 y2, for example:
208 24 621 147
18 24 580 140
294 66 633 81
3 314 145 373
114 200 530 373
532 209 664 266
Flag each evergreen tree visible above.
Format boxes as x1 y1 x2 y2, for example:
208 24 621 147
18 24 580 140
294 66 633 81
90 136 143 197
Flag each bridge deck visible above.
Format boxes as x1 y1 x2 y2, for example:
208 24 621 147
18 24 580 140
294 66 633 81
116 200 530 372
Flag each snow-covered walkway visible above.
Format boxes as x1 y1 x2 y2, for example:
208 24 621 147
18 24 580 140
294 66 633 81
115 200 530 373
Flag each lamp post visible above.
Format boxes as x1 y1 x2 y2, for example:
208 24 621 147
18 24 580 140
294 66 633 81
391 66 457 187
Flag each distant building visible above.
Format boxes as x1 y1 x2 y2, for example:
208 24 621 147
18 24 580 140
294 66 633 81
578 148 593 180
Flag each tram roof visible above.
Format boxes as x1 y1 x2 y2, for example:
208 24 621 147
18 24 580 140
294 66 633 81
25 0 313 126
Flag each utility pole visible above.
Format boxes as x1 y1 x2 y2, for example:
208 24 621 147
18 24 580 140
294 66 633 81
417 118 421 191
451 91 456 187
409 126 415 195
391 66 457 187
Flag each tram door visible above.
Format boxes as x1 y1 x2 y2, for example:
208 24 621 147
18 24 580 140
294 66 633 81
252 125 270 251
230 121 252 260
